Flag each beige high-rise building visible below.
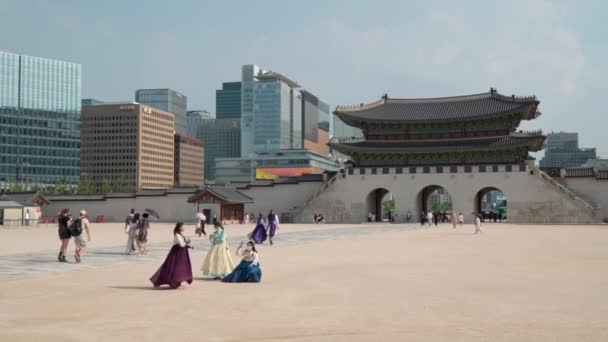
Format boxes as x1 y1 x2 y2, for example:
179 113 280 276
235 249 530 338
81 103 175 192
174 134 205 187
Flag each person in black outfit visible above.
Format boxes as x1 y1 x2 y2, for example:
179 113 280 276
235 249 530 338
57 208 72 262
433 211 439 226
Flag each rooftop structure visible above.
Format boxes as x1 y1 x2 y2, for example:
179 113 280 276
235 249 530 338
330 89 545 167
135 88 187 136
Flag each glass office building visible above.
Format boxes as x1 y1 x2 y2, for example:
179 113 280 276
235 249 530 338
135 88 188 136
187 110 214 138
0 52 81 186
539 132 597 168
195 118 241 181
216 82 241 119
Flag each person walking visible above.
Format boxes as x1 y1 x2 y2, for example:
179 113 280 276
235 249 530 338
124 208 137 254
57 208 72 262
474 214 483 234
201 222 235 279
426 211 433 227
249 214 267 244
150 222 193 289
368 212 373 222
267 210 279 245
458 212 464 226
125 213 140 255
451 212 458 229
420 211 426 226
222 241 262 283
137 212 151 255
73 210 91 263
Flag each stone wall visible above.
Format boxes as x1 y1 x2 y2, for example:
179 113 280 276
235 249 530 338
560 177 608 221
294 164 600 224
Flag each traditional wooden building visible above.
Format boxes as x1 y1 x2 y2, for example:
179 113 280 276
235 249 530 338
330 88 545 166
187 186 253 223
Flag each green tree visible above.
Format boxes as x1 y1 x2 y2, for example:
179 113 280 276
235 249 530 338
8 182 24 192
115 175 133 192
76 175 95 194
101 178 112 194
382 199 396 213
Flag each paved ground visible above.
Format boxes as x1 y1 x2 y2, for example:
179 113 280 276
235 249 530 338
1 223 608 341
0 223 411 279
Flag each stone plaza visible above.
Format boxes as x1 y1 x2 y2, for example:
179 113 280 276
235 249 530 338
1 222 608 341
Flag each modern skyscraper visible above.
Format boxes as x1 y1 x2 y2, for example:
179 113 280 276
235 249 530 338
301 90 331 156
174 134 205 187
539 132 597 168
135 88 187 136
216 82 242 119
240 64 307 156
81 103 175 192
196 118 241 181
187 110 214 138
0 52 81 187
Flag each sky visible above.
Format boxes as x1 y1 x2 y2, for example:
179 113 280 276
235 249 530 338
2 0 607 157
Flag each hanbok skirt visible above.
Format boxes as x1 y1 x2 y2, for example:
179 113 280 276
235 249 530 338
150 245 193 288
222 260 262 283
268 221 278 237
250 224 267 244
201 241 235 278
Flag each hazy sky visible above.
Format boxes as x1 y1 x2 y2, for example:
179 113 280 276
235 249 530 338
2 0 607 157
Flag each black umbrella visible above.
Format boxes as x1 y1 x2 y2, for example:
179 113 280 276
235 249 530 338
144 208 160 220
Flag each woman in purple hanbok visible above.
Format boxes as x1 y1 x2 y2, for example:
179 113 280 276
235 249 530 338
267 210 279 245
249 213 267 244
150 222 193 289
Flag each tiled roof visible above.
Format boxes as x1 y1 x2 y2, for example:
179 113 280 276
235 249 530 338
188 186 253 204
596 170 608 180
565 168 595 178
0 191 50 205
329 134 545 154
0 200 23 208
334 90 539 124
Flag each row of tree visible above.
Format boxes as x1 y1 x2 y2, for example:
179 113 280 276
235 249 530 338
4 176 135 195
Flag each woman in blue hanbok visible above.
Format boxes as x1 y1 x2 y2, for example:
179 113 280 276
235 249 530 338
222 241 262 283
249 213 267 244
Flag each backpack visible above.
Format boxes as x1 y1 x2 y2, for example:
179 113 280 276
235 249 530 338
70 218 83 237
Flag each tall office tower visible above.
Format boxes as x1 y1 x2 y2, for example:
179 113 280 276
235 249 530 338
197 118 241 181
174 134 205 187
187 110 214 137
81 103 175 192
216 82 241 119
240 64 306 156
0 52 81 188
301 90 331 156
539 132 597 168
135 88 187 136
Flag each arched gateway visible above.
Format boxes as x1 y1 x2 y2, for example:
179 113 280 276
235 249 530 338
296 89 598 224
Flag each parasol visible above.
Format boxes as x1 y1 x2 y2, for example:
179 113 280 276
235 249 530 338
144 208 160 220
197 212 206 221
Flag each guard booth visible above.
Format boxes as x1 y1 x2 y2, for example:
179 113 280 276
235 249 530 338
187 186 254 224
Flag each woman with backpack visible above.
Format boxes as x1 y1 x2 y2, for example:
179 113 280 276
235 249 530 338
57 208 72 262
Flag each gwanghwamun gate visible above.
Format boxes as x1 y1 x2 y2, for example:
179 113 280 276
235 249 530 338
42 89 608 224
